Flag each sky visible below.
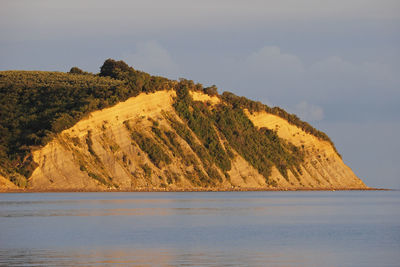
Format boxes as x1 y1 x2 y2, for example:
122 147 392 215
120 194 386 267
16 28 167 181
1 0 399 188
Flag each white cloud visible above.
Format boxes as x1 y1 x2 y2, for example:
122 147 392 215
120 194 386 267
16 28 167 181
122 41 180 79
292 101 324 121
237 46 306 93
244 46 304 76
236 46 400 105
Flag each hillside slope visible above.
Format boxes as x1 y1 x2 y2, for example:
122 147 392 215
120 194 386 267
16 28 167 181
0 61 367 191
26 90 365 191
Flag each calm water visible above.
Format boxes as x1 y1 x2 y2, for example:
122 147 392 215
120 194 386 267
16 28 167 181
0 191 399 266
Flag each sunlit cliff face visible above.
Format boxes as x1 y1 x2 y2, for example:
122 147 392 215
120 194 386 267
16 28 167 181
26 90 366 191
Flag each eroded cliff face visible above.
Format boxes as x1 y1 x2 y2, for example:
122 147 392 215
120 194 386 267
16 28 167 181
245 111 366 189
23 90 366 191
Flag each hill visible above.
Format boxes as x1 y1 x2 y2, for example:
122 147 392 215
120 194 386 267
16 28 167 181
0 60 366 191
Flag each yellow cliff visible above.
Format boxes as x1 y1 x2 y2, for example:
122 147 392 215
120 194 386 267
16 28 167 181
19 90 367 191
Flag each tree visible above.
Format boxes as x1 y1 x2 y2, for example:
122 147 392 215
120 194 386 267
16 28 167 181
99 59 131 79
69 67 85 74
203 85 218 96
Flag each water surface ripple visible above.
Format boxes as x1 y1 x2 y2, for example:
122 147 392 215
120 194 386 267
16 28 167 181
1 191 399 266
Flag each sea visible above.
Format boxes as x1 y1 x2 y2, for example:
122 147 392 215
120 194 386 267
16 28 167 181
0 191 399 266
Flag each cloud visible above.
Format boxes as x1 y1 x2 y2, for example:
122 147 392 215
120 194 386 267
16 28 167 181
122 41 180 79
242 47 398 92
292 101 324 121
233 45 399 107
244 46 304 76
233 46 306 96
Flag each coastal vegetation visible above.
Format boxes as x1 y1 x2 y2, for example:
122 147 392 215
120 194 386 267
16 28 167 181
172 84 304 184
220 92 340 156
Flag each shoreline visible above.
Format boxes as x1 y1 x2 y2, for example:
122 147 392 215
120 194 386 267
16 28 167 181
0 187 390 193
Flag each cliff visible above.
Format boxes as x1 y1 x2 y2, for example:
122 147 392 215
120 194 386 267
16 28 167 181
0 62 367 191
26 90 365 191
245 111 365 189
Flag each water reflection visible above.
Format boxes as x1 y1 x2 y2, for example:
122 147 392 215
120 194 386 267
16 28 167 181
2 248 320 266
1 191 399 266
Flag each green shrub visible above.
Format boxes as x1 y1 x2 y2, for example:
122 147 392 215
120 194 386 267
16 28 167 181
173 85 231 172
213 104 304 183
88 172 108 186
9 175 27 188
141 164 152 177
128 130 171 168
69 67 91 75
